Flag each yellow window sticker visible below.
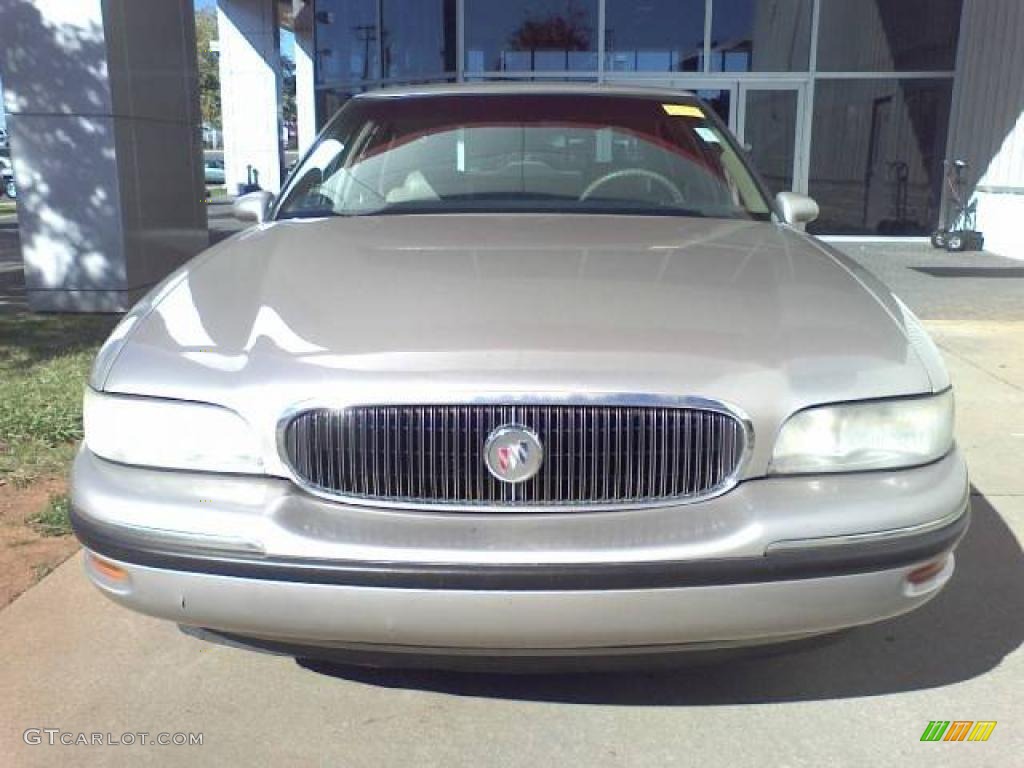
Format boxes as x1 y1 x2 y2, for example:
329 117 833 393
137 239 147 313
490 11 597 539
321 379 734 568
662 104 704 118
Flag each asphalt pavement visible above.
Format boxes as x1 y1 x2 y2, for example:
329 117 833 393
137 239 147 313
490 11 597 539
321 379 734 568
0 212 24 311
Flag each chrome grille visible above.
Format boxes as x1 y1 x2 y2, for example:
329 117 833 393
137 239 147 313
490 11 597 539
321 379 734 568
282 404 746 507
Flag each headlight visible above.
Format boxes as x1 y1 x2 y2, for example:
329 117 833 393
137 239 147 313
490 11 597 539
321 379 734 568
83 389 263 473
771 390 954 474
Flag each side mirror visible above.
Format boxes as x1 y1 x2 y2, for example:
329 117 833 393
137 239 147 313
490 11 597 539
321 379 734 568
232 190 275 224
775 192 819 226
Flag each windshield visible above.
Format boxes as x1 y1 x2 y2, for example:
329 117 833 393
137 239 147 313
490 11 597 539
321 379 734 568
276 93 772 221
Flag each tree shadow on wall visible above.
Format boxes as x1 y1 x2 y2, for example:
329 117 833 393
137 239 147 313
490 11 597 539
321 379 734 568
0 0 206 313
0 1 120 311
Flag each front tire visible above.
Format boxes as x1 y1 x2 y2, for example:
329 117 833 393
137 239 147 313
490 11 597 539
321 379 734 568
946 232 966 252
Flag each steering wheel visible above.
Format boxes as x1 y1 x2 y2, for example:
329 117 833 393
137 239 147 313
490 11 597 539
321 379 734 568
579 168 685 204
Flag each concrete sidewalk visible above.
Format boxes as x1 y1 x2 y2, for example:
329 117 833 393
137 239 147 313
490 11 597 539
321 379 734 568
1 319 1021 767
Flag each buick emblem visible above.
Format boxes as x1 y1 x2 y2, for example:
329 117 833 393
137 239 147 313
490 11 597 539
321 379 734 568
484 425 543 483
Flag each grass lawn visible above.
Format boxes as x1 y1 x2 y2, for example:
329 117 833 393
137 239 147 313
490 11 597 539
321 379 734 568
0 200 16 215
27 492 74 537
0 311 117 602
0 311 117 484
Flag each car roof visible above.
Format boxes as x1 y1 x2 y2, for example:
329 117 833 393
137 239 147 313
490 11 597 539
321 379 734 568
354 81 699 102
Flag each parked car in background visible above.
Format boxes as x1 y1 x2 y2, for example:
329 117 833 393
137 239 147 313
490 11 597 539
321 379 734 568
73 84 968 668
204 158 225 185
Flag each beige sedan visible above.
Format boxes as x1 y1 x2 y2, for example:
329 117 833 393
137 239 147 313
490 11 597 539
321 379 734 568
72 84 968 667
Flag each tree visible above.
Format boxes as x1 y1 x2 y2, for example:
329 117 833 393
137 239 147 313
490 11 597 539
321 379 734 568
508 0 591 54
282 54 296 133
195 9 221 130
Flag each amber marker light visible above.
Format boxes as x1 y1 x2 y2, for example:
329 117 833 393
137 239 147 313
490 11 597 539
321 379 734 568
906 557 948 586
87 552 129 583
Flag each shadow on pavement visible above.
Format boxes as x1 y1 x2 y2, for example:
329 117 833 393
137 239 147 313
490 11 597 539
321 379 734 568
299 489 1023 705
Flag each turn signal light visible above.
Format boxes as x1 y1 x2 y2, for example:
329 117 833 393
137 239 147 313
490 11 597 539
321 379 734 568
87 552 129 583
906 558 948 586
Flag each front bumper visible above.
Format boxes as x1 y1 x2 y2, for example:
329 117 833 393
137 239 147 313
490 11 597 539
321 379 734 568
82 549 959 654
71 447 969 654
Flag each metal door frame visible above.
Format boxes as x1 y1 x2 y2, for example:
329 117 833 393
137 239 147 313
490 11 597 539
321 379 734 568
737 81 808 194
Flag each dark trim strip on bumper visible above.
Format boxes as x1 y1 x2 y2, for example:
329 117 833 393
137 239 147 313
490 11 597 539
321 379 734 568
71 504 969 592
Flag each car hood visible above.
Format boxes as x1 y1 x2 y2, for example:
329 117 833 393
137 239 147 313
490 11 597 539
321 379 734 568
103 214 939 475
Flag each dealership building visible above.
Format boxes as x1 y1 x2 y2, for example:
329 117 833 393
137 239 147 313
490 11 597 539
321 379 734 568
0 0 1022 311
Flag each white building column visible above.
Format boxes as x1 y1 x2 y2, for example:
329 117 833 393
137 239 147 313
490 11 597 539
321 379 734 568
0 0 207 312
217 0 283 194
293 0 317 154
949 0 1024 259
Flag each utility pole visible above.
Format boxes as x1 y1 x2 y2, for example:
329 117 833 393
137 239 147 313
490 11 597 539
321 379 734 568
352 24 377 80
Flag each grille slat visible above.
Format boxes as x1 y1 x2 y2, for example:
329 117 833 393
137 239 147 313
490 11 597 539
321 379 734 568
284 404 745 507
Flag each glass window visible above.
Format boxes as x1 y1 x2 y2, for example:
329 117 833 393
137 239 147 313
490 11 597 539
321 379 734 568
807 79 953 235
278 93 771 220
742 89 799 194
695 88 732 126
314 0 379 85
710 0 812 72
604 0 705 73
465 0 599 73
382 0 456 79
817 0 963 72
317 90 357 128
